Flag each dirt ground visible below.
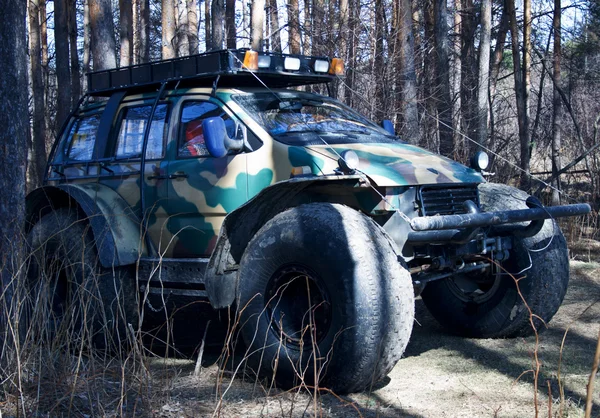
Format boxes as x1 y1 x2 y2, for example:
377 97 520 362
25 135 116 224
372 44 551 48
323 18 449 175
2 251 597 418
147 251 600 418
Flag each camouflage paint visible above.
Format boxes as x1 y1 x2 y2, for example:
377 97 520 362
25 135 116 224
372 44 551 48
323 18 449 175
42 86 485 261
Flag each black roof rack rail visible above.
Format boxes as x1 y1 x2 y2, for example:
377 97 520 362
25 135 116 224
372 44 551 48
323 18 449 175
86 49 336 96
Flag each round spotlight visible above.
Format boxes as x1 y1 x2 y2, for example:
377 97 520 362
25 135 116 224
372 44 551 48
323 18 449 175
338 150 360 173
471 151 489 171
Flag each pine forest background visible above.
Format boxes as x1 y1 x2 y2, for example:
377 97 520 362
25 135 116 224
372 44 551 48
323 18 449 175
22 0 600 231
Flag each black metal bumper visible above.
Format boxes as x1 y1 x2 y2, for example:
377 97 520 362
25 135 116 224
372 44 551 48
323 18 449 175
406 198 591 244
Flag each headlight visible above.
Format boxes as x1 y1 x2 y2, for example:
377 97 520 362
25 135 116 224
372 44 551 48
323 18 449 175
470 151 489 171
338 150 360 173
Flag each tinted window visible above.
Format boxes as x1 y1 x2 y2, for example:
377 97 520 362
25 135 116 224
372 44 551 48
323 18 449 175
66 114 101 161
178 101 235 157
115 104 168 159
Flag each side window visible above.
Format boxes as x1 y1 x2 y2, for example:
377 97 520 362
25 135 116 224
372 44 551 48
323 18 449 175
66 114 101 161
115 104 168 159
178 101 235 158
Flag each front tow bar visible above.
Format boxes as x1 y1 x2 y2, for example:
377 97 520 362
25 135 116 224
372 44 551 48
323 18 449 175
411 200 591 232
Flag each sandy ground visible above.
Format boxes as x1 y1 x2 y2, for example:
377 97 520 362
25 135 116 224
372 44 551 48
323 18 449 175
147 258 600 418
1 256 597 417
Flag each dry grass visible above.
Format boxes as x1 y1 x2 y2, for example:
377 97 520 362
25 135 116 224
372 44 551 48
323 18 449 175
1 225 599 417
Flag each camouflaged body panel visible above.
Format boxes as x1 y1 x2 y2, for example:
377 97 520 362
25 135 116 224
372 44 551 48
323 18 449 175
42 87 484 261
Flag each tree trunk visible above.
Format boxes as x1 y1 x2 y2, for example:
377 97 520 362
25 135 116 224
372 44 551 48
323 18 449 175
68 0 80 106
187 0 199 54
54 0 72 128
268 0 281 52
346 0 358 106
302 0 311 55
475 0 491 149
212 0 225 49
452 0 462 148
90 0 117 70
337 0 348 100
422 0 436 148
133 0 138 63
0 0 29 292
83 0 91 76
373 0 386 122
139 0 150 62
288 0 300 54
489 9 508 97
162 0 176 58
226 0 236 48
119 0 133 65
522 0 532 188
313 0 325 56
506 0 530 188
251 0 264 50
397 0 419 142
552 0 562 204
460 0 477 148
434 0 454 157
28 0 47 190
205 0 211 50
176 0 189 55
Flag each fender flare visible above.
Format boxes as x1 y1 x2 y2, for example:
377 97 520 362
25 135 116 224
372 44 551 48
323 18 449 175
26 183 145 268
205 175 366 308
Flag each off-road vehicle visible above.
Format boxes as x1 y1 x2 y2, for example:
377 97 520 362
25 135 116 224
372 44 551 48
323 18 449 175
24 49 590 394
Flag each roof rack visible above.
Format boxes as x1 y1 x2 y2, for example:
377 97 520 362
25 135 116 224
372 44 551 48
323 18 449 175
86 49 337 96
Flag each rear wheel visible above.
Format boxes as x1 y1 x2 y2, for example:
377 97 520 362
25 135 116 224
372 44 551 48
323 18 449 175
421 184 569 338
237 203 414 394
22 208 137 351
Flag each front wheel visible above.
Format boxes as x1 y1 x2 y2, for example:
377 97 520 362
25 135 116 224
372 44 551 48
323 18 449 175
237 203 414 394
421 183 569 338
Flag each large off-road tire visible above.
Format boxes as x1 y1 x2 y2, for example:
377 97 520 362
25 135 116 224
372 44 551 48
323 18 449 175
237 203 414 394
421 183 569 338
23 208 138 351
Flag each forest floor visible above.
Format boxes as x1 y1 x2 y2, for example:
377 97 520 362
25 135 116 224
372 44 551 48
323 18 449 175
1 243 599 417
145 241 600 418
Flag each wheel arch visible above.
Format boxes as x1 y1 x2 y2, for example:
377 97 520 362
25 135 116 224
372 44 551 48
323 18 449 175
26 184 145 268
205 175 389 308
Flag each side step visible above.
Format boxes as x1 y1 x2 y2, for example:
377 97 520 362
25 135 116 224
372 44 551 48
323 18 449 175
137 258 209 298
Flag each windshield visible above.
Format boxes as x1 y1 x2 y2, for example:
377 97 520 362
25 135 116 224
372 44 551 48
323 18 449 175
232 92 400 146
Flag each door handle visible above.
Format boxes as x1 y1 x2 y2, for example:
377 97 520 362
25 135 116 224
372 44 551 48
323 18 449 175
147 174 168 180
169 171 189 180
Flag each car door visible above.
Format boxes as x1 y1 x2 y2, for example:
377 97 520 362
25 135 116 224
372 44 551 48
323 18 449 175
98 100 171 255
160 96 249 258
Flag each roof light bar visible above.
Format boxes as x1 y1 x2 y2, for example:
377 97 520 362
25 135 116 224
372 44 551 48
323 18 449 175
314 59 329 73
258 55 271 68
329 58 345 76
243 51 259 71
284 57 301 71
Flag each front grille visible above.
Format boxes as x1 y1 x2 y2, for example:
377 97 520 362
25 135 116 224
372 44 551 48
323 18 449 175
419 185 479 216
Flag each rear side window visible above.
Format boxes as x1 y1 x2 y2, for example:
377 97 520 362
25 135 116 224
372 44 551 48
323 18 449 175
115 104 168 159
66 114 101 161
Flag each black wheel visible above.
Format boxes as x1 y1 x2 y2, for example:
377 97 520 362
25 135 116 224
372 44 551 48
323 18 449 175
421 183 569 338
22 208 138 351
237 203 414 394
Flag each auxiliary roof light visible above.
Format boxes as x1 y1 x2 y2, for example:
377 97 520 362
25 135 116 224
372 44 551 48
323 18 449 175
284 57 301 71
257 55 271 68
314 59 330 73
242 50 259 71
329 58 345 76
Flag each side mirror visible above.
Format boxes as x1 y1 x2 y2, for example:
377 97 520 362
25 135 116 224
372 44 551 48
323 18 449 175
202 117 244 158
382 120 395 135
